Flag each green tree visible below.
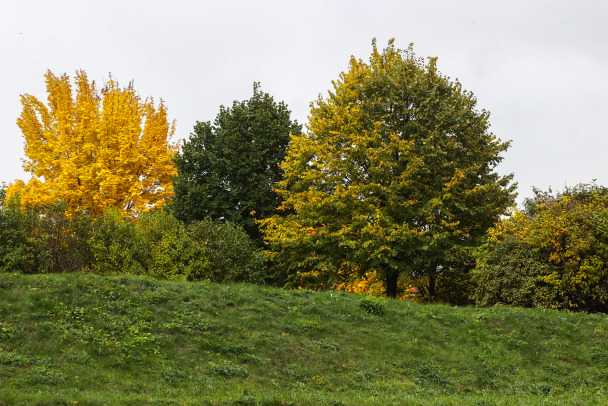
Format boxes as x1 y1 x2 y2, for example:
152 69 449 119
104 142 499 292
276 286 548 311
260 39 515 301
473 183 608 312
170 83 302 243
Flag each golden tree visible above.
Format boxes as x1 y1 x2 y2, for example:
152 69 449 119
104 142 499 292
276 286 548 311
7 70 177 216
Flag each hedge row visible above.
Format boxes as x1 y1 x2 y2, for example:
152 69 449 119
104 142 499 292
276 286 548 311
0 194 263 283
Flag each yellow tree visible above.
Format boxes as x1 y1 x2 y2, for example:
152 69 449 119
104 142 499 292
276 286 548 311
7 70 177 216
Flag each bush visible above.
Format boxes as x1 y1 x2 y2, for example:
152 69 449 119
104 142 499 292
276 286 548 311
473 184 608 312
0 195 94 274
88 208 148 275
0 194 50 273
38 204 93 273
472 238 557 308
189 218 264 283
139 210 210 280
358 295 386 316
1 194 265 284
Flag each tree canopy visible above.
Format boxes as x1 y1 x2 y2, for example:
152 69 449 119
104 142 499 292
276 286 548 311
170 83 301 243
260 39 516 300
6 70 177 217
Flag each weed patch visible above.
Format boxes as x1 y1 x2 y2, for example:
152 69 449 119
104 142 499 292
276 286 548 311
207 360 248 377
358 295 386 316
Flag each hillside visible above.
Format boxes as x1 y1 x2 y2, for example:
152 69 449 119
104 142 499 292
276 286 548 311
1 273 608 405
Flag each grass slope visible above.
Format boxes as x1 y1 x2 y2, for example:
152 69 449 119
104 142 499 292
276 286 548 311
1 273 608 405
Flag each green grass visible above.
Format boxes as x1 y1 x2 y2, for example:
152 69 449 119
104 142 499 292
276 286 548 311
1 273 608 405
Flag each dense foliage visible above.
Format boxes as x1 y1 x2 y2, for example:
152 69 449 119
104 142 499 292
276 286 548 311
261 39 515 301
0 192 49 274
171 83 301 243
473 184 608 312
0 193 261 283
6 70 177 217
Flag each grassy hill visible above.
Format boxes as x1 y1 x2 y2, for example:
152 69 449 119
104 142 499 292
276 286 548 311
1 273 608 405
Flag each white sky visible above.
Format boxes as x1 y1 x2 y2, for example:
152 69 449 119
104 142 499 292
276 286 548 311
1 0 607 206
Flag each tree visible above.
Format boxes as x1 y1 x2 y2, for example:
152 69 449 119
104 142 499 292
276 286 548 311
260 39 515 301
170 83 302 242
473 183 608 312
6 70 177 217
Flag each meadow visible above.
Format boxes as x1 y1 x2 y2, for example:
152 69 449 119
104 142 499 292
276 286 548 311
1 272 608 405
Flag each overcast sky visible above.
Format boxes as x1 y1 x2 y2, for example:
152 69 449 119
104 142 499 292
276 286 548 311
1 0 607 206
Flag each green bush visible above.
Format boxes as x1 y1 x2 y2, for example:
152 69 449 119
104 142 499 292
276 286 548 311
358 295 386 316
1 193 265 284
88 208 148 275
0 194 50 273
38 204 93 273
472 238 557 308
0 199 96 274
189 218 264 283
139 210 210 280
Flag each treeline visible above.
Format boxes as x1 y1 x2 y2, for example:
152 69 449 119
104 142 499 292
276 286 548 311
5 181 608 312
3 39 608 313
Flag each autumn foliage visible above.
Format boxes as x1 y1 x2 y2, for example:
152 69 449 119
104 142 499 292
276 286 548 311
7 70 177 217
260 40 515 301
473 184 608 312
5 43 608 313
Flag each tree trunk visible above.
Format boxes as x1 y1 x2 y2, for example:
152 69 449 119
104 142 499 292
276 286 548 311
427 274 436 300
385 270 398 298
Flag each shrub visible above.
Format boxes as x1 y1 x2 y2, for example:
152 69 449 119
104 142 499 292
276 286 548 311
0 193 265 285
0 194 50 273
472 238 557 308
188 218 264 283
88 208 148 275
473 183 608 312
38 204 94 273
139 210 210 280
358 295 386 316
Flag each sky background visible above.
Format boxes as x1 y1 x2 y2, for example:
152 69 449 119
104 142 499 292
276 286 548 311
1 0 607 206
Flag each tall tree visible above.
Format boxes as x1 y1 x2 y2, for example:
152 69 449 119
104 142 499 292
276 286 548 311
260 39 516 301
7 70 177 217
170 83 302 242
